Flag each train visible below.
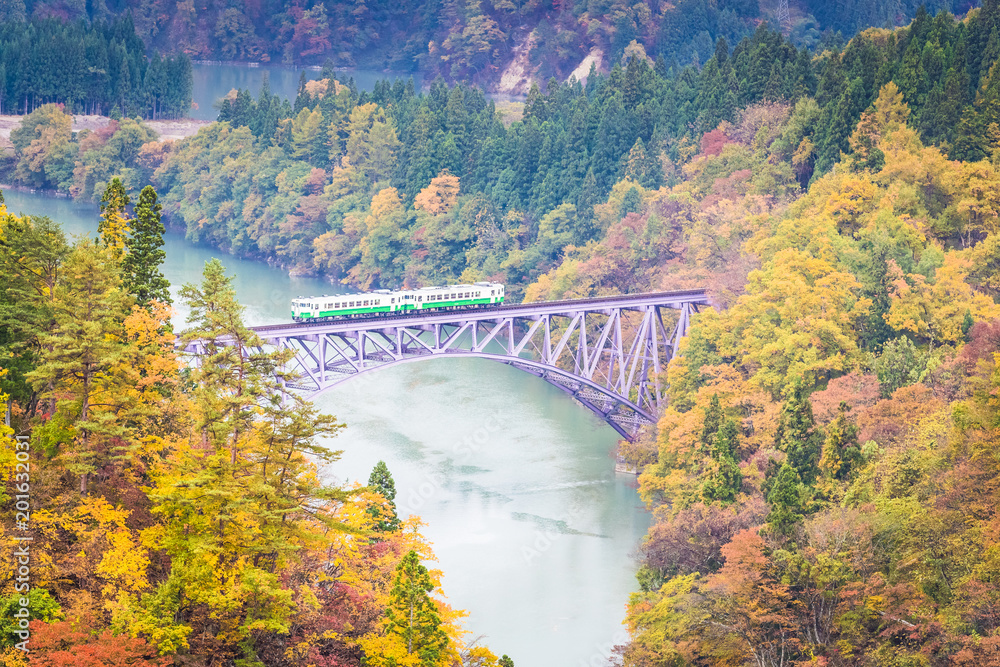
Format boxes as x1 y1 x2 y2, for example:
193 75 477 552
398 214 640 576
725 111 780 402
291 282 506 322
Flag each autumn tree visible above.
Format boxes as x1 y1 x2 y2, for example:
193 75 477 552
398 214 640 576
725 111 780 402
98 178 131 261
414 171 461 215
26 239 130 494
135 259 347 657
27 617 168 667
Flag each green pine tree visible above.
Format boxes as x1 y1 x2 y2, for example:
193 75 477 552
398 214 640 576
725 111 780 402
386 550 449 663
775 384 822 484
699 393 723 452
123 185 171 308
766 463 803 537
367 460 402 532
179 259 291 463
701 416 742 505
819 402 862 480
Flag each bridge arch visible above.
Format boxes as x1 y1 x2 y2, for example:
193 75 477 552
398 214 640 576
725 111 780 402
294 352 656 441
234 291 711 441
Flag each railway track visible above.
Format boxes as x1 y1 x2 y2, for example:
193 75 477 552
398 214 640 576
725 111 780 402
250 288 712 334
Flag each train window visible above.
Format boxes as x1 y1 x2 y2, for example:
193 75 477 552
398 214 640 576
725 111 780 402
418 296 423 302
391 298 394 304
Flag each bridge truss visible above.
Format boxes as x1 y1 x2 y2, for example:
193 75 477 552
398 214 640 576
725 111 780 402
215 290 710 440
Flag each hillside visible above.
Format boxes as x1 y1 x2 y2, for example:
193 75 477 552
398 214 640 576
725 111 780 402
8 3 1000 665
0 0 981 90
12 5 1000 299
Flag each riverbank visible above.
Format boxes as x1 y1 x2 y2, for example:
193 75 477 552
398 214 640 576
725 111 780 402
0 114 212 143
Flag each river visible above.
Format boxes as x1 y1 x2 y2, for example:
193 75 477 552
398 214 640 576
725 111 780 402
190 63 424 121
2 178 647 666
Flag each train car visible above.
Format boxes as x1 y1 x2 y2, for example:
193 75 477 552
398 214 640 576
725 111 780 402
291 282 505 322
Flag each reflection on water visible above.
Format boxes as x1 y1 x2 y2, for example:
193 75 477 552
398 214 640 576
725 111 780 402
190 63 424 121
2 186 650 667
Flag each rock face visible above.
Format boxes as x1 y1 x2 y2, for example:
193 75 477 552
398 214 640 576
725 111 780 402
495 38 606 95
496 31 537 96
567 48 603 86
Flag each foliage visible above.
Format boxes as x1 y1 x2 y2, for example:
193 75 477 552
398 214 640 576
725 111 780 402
0 17 191 117
0 198 493 665
610 52 1000 666
21 9 1000 301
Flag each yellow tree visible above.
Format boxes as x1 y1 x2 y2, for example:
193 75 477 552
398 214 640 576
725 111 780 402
886 252 1000 343
711 248 867 395
953 161 1000 246
355 187 410 288
414 171 461 215
98 178 131 262
847 81 910 170
131 260 348 658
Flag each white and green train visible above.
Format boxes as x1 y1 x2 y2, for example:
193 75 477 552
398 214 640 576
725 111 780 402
291 282 505 322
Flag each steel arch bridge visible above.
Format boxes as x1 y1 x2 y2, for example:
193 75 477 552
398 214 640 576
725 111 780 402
187 290 710 440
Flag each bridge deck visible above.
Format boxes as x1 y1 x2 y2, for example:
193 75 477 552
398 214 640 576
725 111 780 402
186 289 711 442
251 288 711 336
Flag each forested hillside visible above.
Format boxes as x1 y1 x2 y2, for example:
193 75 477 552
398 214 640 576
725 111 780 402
602 78 1000 667
0 184 508 665
8 2 1000 665
0 17 193 117
0 0 978 86
13 5 1000 298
